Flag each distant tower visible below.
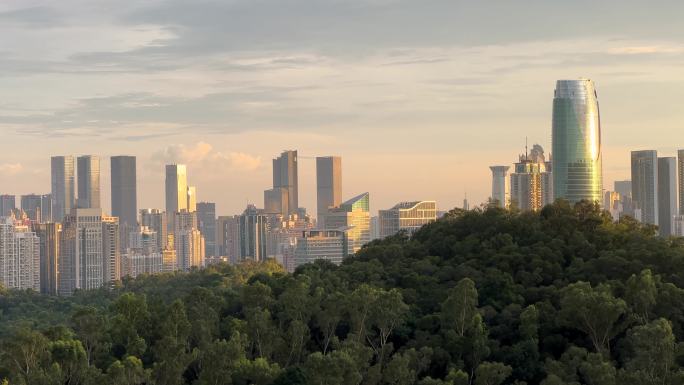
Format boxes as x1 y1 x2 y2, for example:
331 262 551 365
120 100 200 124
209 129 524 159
678 150 684 215
77 155 101 209
165 164 188 214
111 156 137 229
51 156 75 222
510 144 553 211
273 151 298 215
316 156 343 226
489 166 510 208
657 157 677 236
631 150 658 225
552 79 602 203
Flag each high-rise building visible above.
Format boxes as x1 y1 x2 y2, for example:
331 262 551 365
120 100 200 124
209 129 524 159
316 156 342 225
0 218 40 291
631 150 659 225
197 202 216 257
679 150 684 215
264 188 289 216
176 228 204 270
140 209 167 253
489 166 510 208
111 156 137 230
77 155 101 209
20 194 42 222
271 150 298 215
35 222 61 295
165 164 188 215
0 195 16 217
552 79 603 204
217 215 240 263
379 201 438 238
324 192 370 254
41 194 53 223
658 157 678 236
295 229 348 267
59 208 105 295
238 205 268 262
187 186 197 212
510 145 553 211
102 216 121 283
51 156 75 222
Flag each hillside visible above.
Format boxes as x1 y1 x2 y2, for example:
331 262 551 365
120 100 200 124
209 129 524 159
2 201 684 385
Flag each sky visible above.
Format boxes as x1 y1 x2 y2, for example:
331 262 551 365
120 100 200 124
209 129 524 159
1 0 684 216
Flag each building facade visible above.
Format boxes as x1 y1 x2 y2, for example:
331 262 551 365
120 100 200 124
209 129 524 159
631 150 659 225
77 155 101 209
489 166 510 208
111 156 137 230
295 229 347 267
324 192 370 254
658 157 678 236
51 156 75 222
165 164 188 216
552 79 603 204
35 222 61 295
379 201 438 238
0 218 40 291
316 156 342 226
268 150 298 215
197 202 217 257
238 205 268 262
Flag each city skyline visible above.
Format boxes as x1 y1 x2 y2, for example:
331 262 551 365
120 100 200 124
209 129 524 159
2 2 684 215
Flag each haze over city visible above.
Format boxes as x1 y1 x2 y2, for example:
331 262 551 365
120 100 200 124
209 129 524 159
2 0 684 215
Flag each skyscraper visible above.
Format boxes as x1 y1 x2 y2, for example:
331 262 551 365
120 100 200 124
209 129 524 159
60 208 105 295
140 209 167 253
316 156 342 225
187 186 197 212
510 145 553 211
631 150 658 225
0 218 40 291
0 195 16 217
20 194 42 222
217 215 240 263
489 166 510 208
41 194 53 223
102 216 121 283
238 205 268 262
679 150 684 215
658 157 678 236
77 155 101 209
166 164 188 215
35 222 61 295
324 192 370 254
51 156 75 222
111 156 137 229
552 79 603 204
197 202 216 257
272 150 298 215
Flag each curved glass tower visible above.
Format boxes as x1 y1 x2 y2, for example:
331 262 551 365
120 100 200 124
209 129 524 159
552 79 603 204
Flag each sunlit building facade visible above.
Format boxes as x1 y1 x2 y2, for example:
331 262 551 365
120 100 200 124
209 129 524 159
489 166 510 208
77 155 101 209
510 144 553 211
51 156 75 223
379 201 437 238
324 192 370 254
552 79 603 204
295 229 348 267
631 150 658 226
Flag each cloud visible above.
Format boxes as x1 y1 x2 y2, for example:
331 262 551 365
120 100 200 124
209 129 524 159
152 142 261 172
0 163 23 176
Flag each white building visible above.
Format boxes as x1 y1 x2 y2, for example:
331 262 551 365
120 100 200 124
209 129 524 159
0 217 40 291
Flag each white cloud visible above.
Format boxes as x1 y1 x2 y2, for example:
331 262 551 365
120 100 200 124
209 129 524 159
0 163 23 176
152 142 261 172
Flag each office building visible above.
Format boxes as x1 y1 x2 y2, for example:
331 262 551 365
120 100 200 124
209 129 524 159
111 156 137 229
35 223 61 295
267 150 298 215
217 215 240 263
631 150 659 225
552 79 603 204
77 155 101 209
510 144 553 211
238 205 268 262
20 194 42 222
324 192 370 254
264 188 289 216
187 186 197 212
0 195 16 217
41 194 53 223
489 166 510 208
295 229 348 267
51 156 75 222
125 253 163 278
658 157 678 236
0 218 40 291
59 208 105 295
316 156 342 225
679 150 684 215
165 164 188 215
197 202 216 257
102 216 121 283
141 209 167 252
176 228 204 270
379 201 438 238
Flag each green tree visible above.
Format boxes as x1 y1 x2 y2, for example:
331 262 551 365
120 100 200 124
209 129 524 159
441 278 479 337
106 356 149 385
559 282 627 355
624 269 658 324
621 318 675 385
71 306 107 366
474 362 512 385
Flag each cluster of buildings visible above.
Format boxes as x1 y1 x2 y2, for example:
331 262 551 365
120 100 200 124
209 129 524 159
489 78 684 237
0 152 438 295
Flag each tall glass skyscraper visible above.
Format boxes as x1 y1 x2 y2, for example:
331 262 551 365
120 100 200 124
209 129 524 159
552 79 603 204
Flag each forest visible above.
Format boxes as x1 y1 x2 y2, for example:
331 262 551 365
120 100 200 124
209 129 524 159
2 200 684 385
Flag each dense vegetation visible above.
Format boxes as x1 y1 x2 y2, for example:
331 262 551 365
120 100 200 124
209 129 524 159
3 201 684 385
